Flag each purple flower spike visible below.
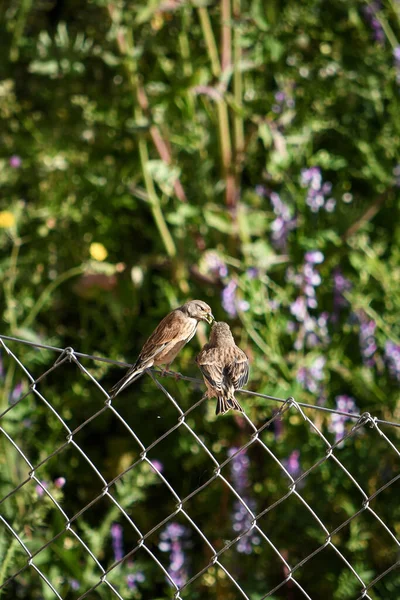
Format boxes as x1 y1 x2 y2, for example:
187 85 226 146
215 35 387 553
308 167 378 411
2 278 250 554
385 341 400 382
222 280 249 318
228 448 259 554
9 382 23 405
111 523 124 562
301 167 336 213
151 459 164 473
329 396 358 444
159 522 190 587
305 250 324 264
269 191 297 251
283 450 301 478
358 317 377 367
9 155 22 168
127 571 145 590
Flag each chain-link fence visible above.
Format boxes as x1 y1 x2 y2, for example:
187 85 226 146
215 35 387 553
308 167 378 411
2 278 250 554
0 333 399 600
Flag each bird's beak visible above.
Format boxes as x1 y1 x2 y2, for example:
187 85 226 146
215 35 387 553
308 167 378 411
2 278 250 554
206 313 215 324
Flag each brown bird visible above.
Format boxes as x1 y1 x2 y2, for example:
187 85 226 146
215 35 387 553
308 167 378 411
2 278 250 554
195 321 249 415
110 300 214 397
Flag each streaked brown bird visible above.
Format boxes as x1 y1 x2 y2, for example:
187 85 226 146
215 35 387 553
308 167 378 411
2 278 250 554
195 321 249 415
110 300 214 397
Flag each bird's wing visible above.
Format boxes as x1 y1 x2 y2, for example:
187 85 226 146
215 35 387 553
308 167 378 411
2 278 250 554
195 348 225 391
138 310 196 366
224 347 250 390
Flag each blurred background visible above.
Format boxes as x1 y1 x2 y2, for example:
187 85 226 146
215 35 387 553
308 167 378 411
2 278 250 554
1 0 400 598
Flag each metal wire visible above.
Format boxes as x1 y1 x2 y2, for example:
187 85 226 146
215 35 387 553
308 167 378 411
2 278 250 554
0 333 399 599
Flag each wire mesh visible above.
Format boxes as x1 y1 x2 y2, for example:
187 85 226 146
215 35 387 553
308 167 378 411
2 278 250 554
0 333 399 599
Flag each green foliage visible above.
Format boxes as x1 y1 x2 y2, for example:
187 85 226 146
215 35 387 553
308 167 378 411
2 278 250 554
0 0 400 598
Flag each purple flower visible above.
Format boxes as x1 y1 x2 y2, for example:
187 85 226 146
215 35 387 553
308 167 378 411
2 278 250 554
358 318 377 367
305 250 324 264
69 579 80 590
159 523 190 587
151 459 163 473
247 267 258 279
204 252 228 278
272 88 295 114
269 191 297 251
9 382 23 405
222 280 249 318
35 481 48 497
111 523 124 562
297 356 326 398
332 268 352 322
385 341 400 382
363 2 385 44
9 155 22 168
255 185 267 197
329 395 358 443
54 477 66 488
282 450 301 478
290 296 308 322
287 255 329 350
301 167 335 213
127 571 145 590
228 448 260 554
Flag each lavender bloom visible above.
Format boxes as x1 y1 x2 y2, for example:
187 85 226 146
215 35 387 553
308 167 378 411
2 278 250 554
222 280 249 318
385 341 400 382
204 251 228 278
54 477 66 488
151 459 163 473
332 268 352 322
269 191 297 250
247 267 258 279
255 184 267 197
305 250 324 264
127 571 145 590
111 523 124 562
272 89 295 114
329 395 358 443
69 579 80 590
9 382 23 405
363 2 385 44
359 319 377 367
159 522 190 587
287 254 329 350
35 481 48 497
228 448 260 554
9 155 22 168
300 167 335 213
297 357 326 402
282 450 301 478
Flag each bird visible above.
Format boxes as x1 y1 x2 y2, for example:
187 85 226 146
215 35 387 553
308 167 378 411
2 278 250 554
109 300 214 398
195 321 249 415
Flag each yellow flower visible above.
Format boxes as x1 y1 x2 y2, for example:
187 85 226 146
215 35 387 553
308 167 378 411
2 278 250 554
89 242 108 262
0 211 15 228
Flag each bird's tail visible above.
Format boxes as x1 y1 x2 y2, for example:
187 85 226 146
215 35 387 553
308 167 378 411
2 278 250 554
215 391 243 415
109 365 145 398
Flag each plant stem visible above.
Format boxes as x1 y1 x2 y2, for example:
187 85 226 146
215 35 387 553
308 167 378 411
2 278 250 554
21 265 84 329
197 7 221 77
138 138 177 258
